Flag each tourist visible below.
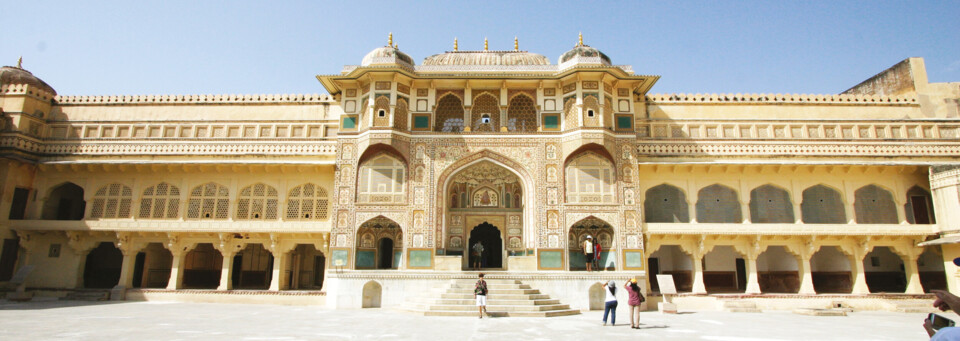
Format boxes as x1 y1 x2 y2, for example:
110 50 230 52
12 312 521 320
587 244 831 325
583 236 594 272
602 280 618 326
926 288 960 339
475 273 488 318
593 239 603 271
624 278 645 329
472 241 484 271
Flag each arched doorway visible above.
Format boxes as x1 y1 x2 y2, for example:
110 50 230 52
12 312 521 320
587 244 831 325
439 157 527 266
43 182 86 220
468 223 502 269
377 238 394 269
83 242 123 288
568 217 615 271
356 216 402 270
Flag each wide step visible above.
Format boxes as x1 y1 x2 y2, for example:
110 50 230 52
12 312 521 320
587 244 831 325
405 279 580 318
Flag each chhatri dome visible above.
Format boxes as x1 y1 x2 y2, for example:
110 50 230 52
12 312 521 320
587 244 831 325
0 57 57 95
558 33 611 66
422 37 550 66
360 33 414 67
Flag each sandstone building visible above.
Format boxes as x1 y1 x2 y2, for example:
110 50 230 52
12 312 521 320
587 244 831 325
1 35 959 312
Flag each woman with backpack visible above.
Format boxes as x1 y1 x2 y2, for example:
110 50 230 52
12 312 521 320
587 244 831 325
602 280 618 326
624 277 645 329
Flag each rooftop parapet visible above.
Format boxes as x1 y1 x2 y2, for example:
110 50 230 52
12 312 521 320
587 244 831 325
55 93 336 105
646 93 917 105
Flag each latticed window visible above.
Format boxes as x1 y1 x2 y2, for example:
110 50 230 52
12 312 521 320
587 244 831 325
372 95 391 127
90 183 133 218
286 183 329 220
508 94 537 132
358 154 405 203
393 98 408 131
582 95 600 127
471 93 499 132
236 183 279 220
138 182 181 219
187 182 230 220
565 153 616 203
434 94 464 132
604 97 614 129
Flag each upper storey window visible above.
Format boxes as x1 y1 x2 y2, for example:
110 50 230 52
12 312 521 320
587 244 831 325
434 93 464 132
286 183 329 220
236 183 279 220
187 182 230 220
90 183 133 219
139 182 181 219
358 154 406 204
565 153 616 203
507 93 537 132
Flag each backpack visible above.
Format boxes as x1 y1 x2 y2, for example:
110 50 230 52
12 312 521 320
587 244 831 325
475 280 488 295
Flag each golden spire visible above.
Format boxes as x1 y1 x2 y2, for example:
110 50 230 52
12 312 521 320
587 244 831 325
454 37 458 51
16 56 22 68
578 32 583 46
514 37 519 51
388 32 393 47
484 37 488 51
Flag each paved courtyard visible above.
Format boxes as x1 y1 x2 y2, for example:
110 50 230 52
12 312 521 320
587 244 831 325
0 299 939 340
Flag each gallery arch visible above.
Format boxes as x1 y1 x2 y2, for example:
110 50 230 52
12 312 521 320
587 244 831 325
83 242 123 288
695 184 741 223
854 185 898 224
507 93 537 132
567 217 615 271
863 246 906 293
356 216 402 270
647 245 693 293
644 184 689 223
918 248 947 292
182 243 223 289
232 243 274 289
702 245 746 293
132 242 173 288
42 182 85 220
756 246 800 293
801 185 846 224
810 246 852 293
434 93 464 132
749 184 794 223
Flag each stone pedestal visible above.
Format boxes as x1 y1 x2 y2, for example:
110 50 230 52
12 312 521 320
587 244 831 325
659 302 677 314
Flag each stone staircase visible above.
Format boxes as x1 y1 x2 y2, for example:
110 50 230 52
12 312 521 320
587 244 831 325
405 279 581 317
61 289 110 301
720 300 761 313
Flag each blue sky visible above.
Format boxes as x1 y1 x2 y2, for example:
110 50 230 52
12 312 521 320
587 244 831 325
2 1 958 96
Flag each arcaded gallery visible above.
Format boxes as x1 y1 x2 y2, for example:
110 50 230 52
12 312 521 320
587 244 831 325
1 34 959 314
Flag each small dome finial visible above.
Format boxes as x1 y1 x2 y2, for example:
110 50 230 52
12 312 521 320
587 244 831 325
454 37 458 51
388 32 393 47
514 37 519 51
578 32 583 46
16 56 22 68
484 37 488 51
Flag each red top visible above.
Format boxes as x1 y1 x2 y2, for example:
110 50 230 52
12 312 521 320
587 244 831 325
624 282 642 306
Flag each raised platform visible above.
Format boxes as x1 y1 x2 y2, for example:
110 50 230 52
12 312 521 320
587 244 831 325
125 289 326 306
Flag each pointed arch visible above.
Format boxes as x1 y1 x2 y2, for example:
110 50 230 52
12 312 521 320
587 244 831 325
393 97 409 131
801 184 846 224
471 92 500 132
236 183 279 220
372 95 391 127
695 184 741 223
42 182 85 220
357 153 406 204
854 184 898 224
286 183 329 220
89 183 133 219
507 92 537 132
434 93 464 132
186 182 230 220
749 184 794 223
564 149 617 204
644 184 690 223
138 182 181 219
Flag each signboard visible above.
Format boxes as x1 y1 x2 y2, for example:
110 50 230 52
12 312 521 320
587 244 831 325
656 274 677 295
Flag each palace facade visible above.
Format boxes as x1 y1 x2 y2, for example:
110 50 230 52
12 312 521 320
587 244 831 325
1 35 959 311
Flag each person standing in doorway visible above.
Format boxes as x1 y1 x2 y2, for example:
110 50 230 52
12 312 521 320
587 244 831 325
475 273 488 318
583 236 594 272
603 280 618 326
593 238 603 271
624 277 645 329
472 241 484 271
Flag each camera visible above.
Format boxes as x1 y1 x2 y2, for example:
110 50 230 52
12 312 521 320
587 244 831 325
928 313 956 331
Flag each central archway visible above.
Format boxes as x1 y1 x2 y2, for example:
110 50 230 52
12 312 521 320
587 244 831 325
436 152 532 267
468 222 503 269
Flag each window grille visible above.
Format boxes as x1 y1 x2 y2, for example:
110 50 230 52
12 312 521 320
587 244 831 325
90 183 133 219
285 183 330 220
138 182 181 219
187 182 230 220
236 183 279 220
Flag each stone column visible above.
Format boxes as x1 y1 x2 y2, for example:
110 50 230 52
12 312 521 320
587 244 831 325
691 251 707 294
745 254 761 294
903 250 924 294
269 251 289 291
166 250 187 290
217 251 236 291
850 248 870 294
115 250 138 289
796 242 817 294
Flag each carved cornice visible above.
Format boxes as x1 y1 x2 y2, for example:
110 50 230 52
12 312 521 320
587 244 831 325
55 93 335 105
637 142 960 158
645 93 916 105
